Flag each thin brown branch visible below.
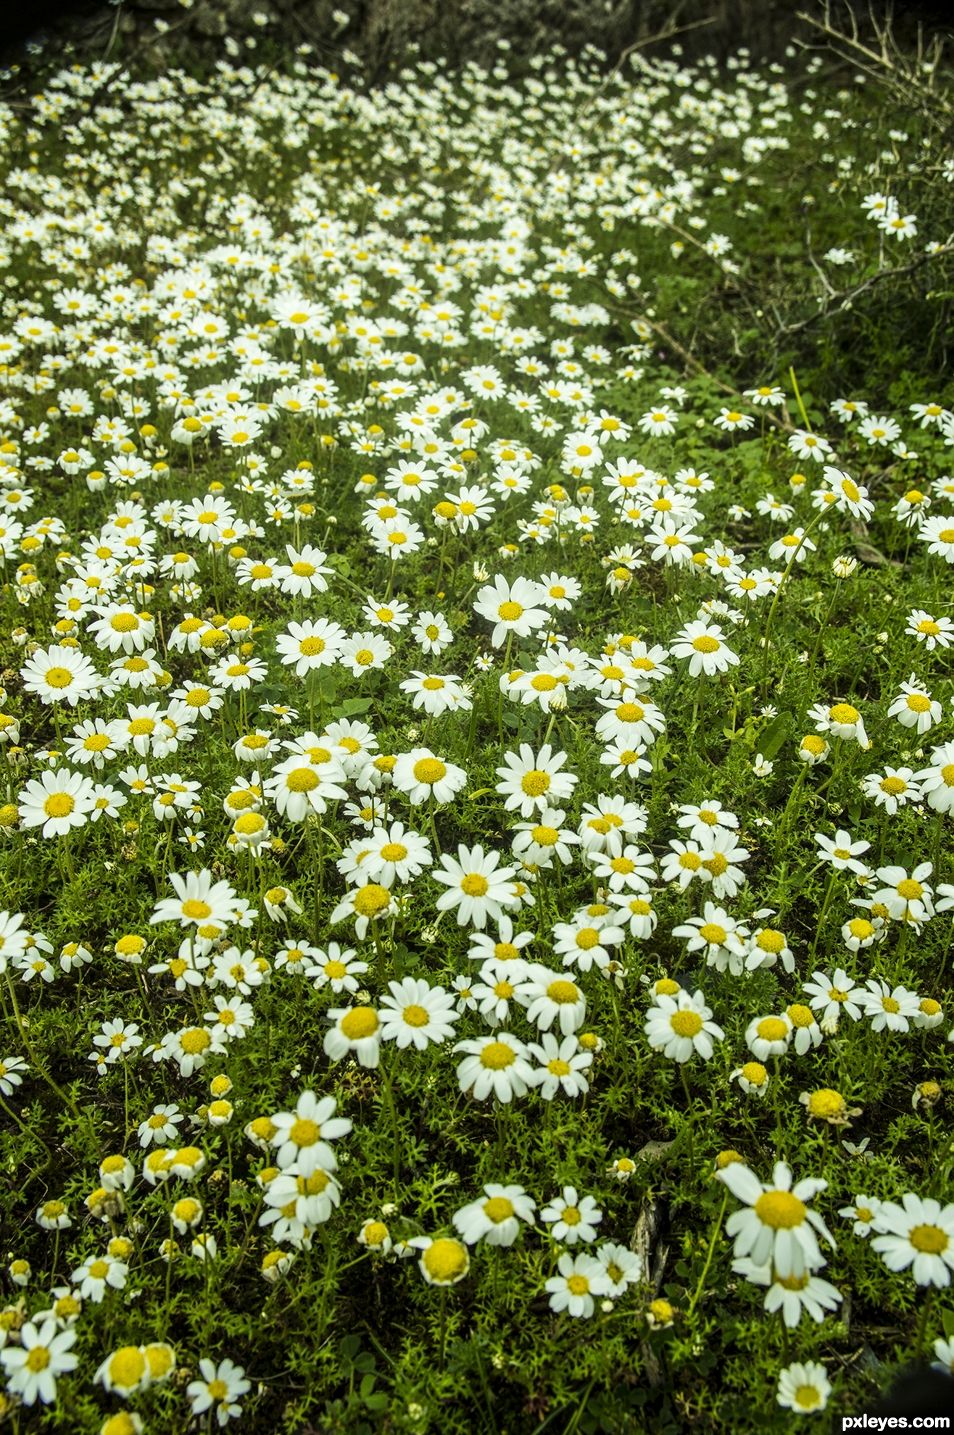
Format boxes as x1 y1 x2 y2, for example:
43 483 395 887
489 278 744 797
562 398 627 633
773 238 954 343
615 308 796 432
575 13 719 122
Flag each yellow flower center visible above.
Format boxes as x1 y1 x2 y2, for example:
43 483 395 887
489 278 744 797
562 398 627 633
829 703 859 724
520 769 550 796
340 1008 380 1040
575 928 599 950
910 1224 948 1254
754 1190 806 1228
423 1238 468 1283
741 1062 767 1085
671 1010 703 1037
699 922 727 945
44 666 73 688
757 1017 788 1042
180 1028 210 1054
616 702 644 723
287 767 319 792
807 1088 845 1118
413 757 446 784
354 884 390 917
289 1118 320 1147
44 793 75 818
547 980 579 1004
498 601 523 621
692 635 719 653
480 1041 515 1070
483 1196 515 1223
25 1347 52 1372
461 873 489 897
881 776 907 795
897 878 922 900
906 694 931 712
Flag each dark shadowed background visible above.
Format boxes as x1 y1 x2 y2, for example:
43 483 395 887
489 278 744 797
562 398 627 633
3 0 953 81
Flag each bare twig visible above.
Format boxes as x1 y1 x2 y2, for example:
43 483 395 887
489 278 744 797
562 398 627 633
575 13 719 122
616 306 797 432
772 236 954 342
795 2 951 130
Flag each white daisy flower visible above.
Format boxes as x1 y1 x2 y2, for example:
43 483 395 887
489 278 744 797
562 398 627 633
718 1160 834 1278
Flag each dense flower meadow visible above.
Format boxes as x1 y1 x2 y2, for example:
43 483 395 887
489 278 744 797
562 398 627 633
0 31 952 1434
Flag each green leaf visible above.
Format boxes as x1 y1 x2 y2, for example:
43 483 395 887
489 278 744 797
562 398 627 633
757 711 791 760
318 671 339 703
942 1308 954 1340
330 696 373 720
339 1335 361 1363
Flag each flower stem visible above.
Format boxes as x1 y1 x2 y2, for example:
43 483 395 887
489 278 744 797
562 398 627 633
686 1189 728 1324
810 868 838 963
379 1058 402 1194
913 1286 934 1357
679 1065 696 1172
4 970 80 1122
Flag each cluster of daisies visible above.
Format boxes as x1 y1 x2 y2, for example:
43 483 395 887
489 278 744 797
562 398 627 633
0 24 952 1432
715 1155 954 1415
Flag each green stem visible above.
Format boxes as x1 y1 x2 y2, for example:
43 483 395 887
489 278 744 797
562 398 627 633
4 970 80 1122
759 507 826 697
810 867 838 963
679 1065 695 1172
914 1286 934 1357
379 1059 402 1195
804 586 838 691
0 1091 53 1165
788 365 812 432
439 1288 448 1369
686 1189 728 1324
